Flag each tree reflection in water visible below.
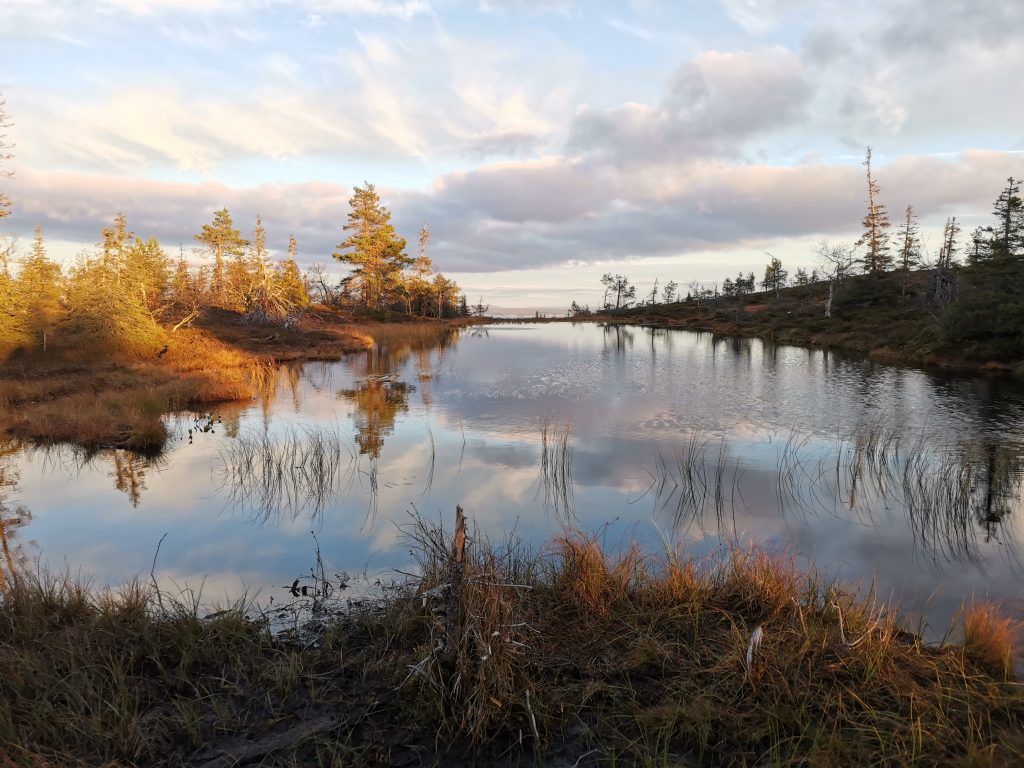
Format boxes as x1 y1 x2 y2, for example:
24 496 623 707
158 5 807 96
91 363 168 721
0 441 31 594
339 326 459 458
341 377 412 459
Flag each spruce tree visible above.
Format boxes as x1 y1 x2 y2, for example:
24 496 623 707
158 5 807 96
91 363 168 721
895 204 920 295
855 147 892 275
937 216 961 270
0 237 28 350
99 212 133 284
990 177 1023 260
275 261 309 310
124 236 170 311
17 225 63 349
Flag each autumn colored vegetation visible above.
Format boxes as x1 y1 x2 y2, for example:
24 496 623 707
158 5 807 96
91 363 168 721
575 153 1024 371
0 154 477 453
0 513 1020 766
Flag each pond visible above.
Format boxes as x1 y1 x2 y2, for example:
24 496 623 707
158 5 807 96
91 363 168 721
2 322 1023 641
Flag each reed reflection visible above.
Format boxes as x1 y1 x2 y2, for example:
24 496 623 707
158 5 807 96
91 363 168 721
651 418 1024 567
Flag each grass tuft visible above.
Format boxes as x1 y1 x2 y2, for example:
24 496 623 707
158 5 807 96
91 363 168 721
1 514 1022 766
963 601 1017 681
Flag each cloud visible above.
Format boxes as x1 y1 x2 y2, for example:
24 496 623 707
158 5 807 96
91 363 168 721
11 86 373 174
6 150 1023 276
720 0 809 33
568 48 813 167
476 0 575 16
308 0 430 18
428 158 612 223
798 1 1024 149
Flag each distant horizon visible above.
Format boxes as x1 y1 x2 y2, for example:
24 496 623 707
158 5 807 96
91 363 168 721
3 0 1024 308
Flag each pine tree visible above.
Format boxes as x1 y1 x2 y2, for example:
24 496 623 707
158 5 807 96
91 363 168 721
17 225 63 350
194 208 247 306
600 273 636 309
855 147 892 275
333 183 411 310
895 204 920 296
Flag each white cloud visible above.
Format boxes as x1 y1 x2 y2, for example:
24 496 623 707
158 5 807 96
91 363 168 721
569 48 812 166
10 150 1019 277
720 0 809 33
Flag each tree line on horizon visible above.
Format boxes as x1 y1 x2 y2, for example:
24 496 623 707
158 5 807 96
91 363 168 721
0 96 484 358
572 147 1024 353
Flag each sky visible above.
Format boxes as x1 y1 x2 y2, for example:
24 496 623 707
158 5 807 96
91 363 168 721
2 0 1023 311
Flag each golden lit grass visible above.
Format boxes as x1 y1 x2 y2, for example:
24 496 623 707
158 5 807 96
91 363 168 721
964 602 1017 681
397 519 1024 765
193 307 372 362
0 313 373 454
1 519 1022 765
0 331 260 454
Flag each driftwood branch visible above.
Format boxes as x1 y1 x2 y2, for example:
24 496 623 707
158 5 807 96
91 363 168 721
194 714 341 768
442 505 466 665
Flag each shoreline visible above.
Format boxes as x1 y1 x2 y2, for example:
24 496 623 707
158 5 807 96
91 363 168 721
0 312 477 455
1 512 1020 766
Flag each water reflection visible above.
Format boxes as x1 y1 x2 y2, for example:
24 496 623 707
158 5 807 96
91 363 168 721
339 327 460 457
5 323 1024 643
109 450 154 507
340 375 413 458
0 441 31 593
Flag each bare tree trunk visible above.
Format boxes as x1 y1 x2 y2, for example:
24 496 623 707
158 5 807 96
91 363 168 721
825 281 833 319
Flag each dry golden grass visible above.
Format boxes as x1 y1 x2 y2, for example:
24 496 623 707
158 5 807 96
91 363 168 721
0 312 374 454
964 602 1017 681
398 517 1024 765
1 517 1022 766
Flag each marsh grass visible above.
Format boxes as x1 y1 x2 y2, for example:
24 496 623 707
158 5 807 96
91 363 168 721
394 513 1024 765
0 312 372 455
647 432 743 533
1 511 1022 766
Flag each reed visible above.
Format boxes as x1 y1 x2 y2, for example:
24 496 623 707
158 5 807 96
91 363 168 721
0 512 1021 766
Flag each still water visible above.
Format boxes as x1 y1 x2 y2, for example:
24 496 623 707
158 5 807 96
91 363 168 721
2 322 1023 638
